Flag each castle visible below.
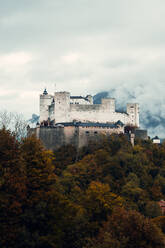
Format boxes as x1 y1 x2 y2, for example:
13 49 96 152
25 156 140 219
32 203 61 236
29 89 147 150
40 89 139 127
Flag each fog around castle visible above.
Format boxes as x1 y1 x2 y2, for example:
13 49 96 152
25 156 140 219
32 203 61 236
0 0 165 136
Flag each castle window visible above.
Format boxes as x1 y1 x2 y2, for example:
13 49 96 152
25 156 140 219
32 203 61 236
94 131 98 134
86 131 89 135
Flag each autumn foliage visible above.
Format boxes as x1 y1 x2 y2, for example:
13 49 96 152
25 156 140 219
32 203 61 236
0 129 165 247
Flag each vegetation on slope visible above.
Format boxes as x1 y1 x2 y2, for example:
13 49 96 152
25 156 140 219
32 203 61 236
0 128 165 247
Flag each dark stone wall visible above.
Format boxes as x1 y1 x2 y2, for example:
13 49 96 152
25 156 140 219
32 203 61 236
38 127 77 150
28 126 148 151
134 129 148 140
29 126 114 150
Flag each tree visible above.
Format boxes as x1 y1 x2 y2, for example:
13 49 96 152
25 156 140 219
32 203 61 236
20 135 58 247
153 216 165 234
82 181 123 237
150 182 163 200
145 201 162 218
0 128 26 247
20 135 81 248
0 110 27 139
53 145 77 175
0 110 27 140
87 208 165 248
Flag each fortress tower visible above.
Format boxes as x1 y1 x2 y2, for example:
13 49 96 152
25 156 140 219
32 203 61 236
54 92 70 123
40 89 53 123
127 103 139 127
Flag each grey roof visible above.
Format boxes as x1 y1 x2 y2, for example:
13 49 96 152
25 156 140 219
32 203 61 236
55 121 124 128
70 96 89 101
116 110 128 115
70 96 84 99
152 136 160 140
43 88 48 95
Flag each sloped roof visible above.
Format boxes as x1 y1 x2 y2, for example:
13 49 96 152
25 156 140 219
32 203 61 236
55 121 124 128
70 96 90 101
152 136 160 140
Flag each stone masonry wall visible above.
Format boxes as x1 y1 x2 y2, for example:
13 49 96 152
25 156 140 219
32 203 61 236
31 125 124 150
70 104 129 125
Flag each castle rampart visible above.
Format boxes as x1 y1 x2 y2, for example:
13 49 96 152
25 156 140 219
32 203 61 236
30 121 125 150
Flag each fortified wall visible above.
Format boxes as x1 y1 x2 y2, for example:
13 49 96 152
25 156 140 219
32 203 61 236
29 121 125 150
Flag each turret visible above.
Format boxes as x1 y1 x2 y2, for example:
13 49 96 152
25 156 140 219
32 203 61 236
101 98 115 113
86 95 93 104
127 103 139 127
54 92 70 123
40 89 53 123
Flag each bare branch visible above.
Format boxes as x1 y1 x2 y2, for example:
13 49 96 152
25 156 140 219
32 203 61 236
0 110 28 140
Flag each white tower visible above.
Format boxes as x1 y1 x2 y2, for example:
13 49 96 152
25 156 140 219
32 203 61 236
40 89 53 123
127 103 139 127
54 92 70 123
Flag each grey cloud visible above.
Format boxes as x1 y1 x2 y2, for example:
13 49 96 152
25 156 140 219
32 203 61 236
0 0 165 136
1 0 165 51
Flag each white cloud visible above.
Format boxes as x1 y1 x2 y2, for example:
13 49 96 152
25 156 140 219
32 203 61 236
61 52 82 64
1 51 32 65
0 52 33 74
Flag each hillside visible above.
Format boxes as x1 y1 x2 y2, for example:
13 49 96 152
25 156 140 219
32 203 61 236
1 128 165 247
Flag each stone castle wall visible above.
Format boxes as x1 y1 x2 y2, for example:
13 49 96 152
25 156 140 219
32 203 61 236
30 123 124 150
70 104 129 124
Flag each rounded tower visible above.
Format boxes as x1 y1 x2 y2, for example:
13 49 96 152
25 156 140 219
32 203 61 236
40 89 53 123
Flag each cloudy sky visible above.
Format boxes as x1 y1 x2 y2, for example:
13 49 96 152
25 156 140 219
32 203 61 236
1 0 165 135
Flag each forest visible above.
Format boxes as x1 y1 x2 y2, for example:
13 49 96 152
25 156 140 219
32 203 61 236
1 127 165 248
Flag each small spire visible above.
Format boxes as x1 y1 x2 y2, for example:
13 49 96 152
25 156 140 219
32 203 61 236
43 88 48 95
